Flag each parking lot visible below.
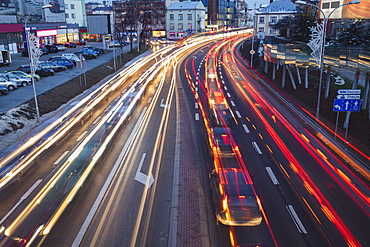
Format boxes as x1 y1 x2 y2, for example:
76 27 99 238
0 42 136 113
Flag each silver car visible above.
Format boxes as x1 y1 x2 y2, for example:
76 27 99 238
0 73 30 87
0 78 18 91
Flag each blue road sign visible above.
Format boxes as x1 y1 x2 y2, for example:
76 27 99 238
333 99 361 112
337 89 361 95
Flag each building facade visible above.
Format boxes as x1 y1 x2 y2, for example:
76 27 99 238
166 1 206 39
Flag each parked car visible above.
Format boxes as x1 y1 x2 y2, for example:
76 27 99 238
0 84 8 95
0 73 31 87
62 53 83 63
0 78 17 91
39 61 67 72
74 50 98 59
4 70 41 82
54 43 66 51
48 57 75 68
80 48 100 56
64 42 77 48
83 45 105 54
108 40 121 48
75 40 86 45
21 47 49 57
43 44 58 53
16 65 55 77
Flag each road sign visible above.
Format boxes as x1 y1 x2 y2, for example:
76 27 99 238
336 94 361 99
250 50 255 55
333 99 361 112
337 89 361 95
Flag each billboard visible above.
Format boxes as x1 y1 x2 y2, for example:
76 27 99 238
87 15 111 34
43 0 66 23
320 0 370 19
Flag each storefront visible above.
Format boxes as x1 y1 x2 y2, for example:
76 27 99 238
0 24 25 54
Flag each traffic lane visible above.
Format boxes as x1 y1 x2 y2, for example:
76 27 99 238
74 70 174 246
41 79 159 247
223 50 368 245
180 58 233 247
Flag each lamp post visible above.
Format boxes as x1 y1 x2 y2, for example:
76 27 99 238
137 11 152 52
209 12 218 27
296 0 360 119
25 4 52 123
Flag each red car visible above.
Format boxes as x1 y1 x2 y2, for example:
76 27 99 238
75 40 86 45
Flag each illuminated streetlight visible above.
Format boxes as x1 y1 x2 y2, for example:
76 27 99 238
25 4 53 122
295 0 360 119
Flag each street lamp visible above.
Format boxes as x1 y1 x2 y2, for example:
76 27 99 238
25 4 52 122
209 12 218 27
137 11 152 52
296 0 360 119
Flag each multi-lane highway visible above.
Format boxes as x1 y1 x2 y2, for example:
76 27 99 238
0 30 368 247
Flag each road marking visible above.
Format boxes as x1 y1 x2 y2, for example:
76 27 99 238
195 113 199 120
135 153 154 190
230 100 235 106
160 99 169 108
251 141 262 154
286 205 307 234
147 97 152 103
265 167 279 185
222 80 225 84
195 103 198 109
72 108 147 247
92 117 101 125
224 86 228 91
227 93 231 98
54 151 70 165
235 111 242 119
76 131 88 142
0 179 42 225
242 124 250 133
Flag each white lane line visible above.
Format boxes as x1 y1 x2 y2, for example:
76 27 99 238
76 131 88 142
195 113 200 121
224 86 228 91
92 117 101 125
265 167 279 185
72 108 147 247
195 103 198 109
242 124 250 134
0 179 42 225
251 141 262 154
195 87 198 91
235 111 242 119
230 100 235 106
286 205 307 234
227 93 231 98
222 80 225 85
54 151 70 165
134 153 154 189
147 97 152 103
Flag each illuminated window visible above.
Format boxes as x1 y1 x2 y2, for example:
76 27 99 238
178 23 183 30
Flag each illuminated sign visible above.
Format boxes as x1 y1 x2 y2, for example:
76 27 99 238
36 29 58 37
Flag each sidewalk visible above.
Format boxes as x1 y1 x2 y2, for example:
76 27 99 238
0 42 137 113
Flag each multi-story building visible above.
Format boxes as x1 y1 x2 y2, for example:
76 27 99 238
206 0 236 29
255 0 298 39
112 1 166 41
166 1 206 39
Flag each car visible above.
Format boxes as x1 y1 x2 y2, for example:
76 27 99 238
4 70 41 83
0 84 8 95
80 48 100 56
54 43 66 51
16 65 55 77
75 40 86 45
43 44 58 53
39 61 67 72
108 40 121 48
0 78 17 91
49 55 78 66
159 38 168 44
83 45 105 54
0 73 31 87
149 38 159 45
74 50 98 59
21 47 49 57
48 57 75 68
64 42 77 48
62 53 83 63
